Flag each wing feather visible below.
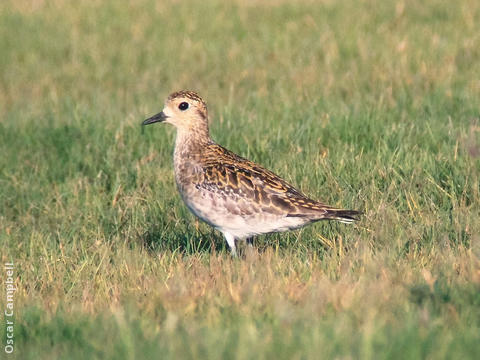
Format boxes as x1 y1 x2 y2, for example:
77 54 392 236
196 143 335 217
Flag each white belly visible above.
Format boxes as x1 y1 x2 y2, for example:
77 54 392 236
179 186 307 239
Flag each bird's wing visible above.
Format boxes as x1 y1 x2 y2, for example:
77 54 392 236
196 143 334 217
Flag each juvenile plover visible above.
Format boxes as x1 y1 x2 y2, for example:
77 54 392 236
143 91 360 255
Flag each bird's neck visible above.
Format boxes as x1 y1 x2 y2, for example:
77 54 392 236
173 126 211 167
173 127 212 193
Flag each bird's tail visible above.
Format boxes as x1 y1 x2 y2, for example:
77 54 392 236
323 209 361 224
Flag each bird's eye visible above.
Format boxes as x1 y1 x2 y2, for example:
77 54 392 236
178 102 189 111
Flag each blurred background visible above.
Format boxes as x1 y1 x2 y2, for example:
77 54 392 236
2 0 479 118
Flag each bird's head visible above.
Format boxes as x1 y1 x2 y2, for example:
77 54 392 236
143 91 209 136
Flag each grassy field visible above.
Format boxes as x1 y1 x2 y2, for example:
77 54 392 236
1 0 480 358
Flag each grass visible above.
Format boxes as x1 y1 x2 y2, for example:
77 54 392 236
1 0 479 358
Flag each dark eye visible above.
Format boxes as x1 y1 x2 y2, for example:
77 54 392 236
178 102 189 111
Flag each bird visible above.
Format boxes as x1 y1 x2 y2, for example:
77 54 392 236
142 90 360 256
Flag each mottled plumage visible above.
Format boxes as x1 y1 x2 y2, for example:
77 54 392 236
142 90 360 255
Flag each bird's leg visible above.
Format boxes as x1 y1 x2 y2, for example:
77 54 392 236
223 232 237 257
246 237 254 247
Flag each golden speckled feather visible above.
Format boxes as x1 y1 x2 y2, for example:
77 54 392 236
191 143 332 214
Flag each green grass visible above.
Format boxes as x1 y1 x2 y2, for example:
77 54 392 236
1 0 480 358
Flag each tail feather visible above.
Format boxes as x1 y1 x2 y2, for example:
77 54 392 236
287 208 362 224
323 209 361 224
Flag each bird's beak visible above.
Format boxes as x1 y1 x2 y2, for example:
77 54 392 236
142 111 168 126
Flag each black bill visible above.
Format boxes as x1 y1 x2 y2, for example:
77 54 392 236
142 111 168 126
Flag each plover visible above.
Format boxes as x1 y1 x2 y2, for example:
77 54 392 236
143 90 360 255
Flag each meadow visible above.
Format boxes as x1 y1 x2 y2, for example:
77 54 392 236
1 0 479 358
